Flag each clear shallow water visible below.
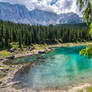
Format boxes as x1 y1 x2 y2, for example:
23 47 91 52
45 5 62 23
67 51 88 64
13 46 92 90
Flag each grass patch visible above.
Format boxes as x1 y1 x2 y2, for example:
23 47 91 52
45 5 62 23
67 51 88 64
10 42 20 49
0 65 15 71
10 42 28 49
77 86 92 92
33 44 48 50
0 50 11 57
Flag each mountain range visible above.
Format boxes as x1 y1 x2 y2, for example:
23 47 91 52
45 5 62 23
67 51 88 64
0 2 82 25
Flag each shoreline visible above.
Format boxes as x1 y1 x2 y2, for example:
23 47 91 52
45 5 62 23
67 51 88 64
48 42 92 48
1 82 92 92
6 42 92 60
1 42 92 60
0 42 92 92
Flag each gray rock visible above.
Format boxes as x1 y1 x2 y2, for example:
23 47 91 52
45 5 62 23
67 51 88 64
0 68 9 72
1 73 6 77
9 48 16 52
38 50 46 54
0 82 6 87
0 57 3 61
26 47 35 51
0 81 2 85
17 48 23 52
6 55 15 59
26 47 31 51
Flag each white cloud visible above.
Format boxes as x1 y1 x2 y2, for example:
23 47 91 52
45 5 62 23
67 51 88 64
0 0 81 16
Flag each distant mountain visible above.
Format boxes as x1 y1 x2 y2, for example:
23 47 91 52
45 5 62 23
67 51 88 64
0 2 82 25
59 12 82 24
30 9 59 25
0 2 31 24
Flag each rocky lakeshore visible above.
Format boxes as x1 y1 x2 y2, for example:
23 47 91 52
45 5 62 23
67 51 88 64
0 42 91 61
0 42 92 92
0 62 24 92
0 45 53 92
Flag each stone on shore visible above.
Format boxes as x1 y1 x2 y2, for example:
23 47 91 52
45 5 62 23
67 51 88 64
26 47 35 51
0 68 9 72
9 48 16 53
38 50 46 54
6 55 15 60
0 57 3 61
17 48 24 52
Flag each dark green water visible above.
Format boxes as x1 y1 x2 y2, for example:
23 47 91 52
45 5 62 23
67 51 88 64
13 46 92 90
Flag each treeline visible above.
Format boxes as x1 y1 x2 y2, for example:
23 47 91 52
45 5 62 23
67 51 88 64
0 20 91 48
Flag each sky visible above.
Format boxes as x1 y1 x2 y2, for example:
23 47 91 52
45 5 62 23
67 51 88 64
0 0 82 16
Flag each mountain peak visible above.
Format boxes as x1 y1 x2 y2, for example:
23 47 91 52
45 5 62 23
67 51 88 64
0 2 82 25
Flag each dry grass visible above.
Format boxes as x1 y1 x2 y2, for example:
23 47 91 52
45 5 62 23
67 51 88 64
0 50 11 57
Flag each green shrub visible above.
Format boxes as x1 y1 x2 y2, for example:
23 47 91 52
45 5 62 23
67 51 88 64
80 45 92 58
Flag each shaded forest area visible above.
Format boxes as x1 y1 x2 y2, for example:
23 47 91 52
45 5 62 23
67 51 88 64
0 20 91 49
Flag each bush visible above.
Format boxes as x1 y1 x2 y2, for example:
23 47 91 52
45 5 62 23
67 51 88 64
80 45 92 58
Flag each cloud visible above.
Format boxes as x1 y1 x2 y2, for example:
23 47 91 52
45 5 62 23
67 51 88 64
0 0 81 16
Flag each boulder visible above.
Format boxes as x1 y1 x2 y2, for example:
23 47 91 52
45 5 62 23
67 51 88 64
1 73 6 77
38 50 46 54
26 47 35 51
30 47 35 51
6 55 15 60
17 48 23 52
0 81 2 84
0 68 9 72
0 58 3 61
26 47 30 51
9 48 16 52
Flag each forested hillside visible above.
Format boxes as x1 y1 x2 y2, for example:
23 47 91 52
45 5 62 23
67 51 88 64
0 20 91 49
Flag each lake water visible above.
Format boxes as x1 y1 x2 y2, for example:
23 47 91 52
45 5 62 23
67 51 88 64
13 46 92 90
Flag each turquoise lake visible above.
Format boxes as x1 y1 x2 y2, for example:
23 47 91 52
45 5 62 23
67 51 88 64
13 46 92 90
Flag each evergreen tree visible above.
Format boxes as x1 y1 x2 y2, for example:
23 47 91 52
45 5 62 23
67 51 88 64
0 20 91 49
